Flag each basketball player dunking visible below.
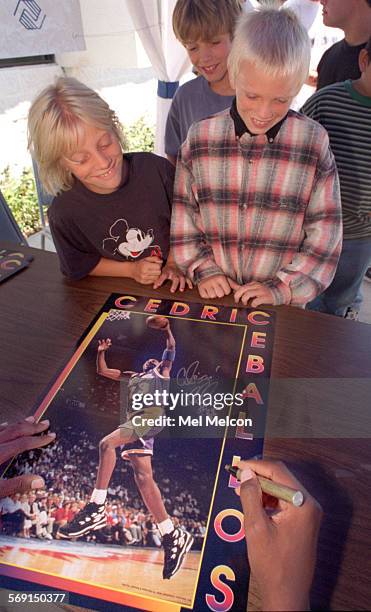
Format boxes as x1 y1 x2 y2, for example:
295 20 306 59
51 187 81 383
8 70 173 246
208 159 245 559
58 317 193 580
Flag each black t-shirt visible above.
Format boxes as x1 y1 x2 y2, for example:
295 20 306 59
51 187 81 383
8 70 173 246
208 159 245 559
317 39 367 90
48 152 174 280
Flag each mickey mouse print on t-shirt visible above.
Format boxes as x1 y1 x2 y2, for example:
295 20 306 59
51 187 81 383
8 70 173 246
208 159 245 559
103 219 163 260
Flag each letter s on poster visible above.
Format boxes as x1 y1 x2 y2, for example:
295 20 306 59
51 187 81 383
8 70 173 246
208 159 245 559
206 565 235 612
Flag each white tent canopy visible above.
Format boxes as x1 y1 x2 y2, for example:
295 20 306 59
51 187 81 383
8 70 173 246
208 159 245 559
126 0 190 156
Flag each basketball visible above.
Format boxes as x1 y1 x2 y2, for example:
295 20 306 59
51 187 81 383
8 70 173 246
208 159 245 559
146 315 168 330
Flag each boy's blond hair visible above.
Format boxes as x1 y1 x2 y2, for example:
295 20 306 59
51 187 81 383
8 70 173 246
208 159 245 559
28 77 125 196
228 7 311 91
172 0 242 44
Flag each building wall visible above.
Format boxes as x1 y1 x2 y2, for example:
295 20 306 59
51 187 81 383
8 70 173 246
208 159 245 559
0 64 63 174
56 0 149 70
0 0 156 174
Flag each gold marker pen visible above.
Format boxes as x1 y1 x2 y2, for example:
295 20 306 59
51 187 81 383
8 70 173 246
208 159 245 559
225 464 304 507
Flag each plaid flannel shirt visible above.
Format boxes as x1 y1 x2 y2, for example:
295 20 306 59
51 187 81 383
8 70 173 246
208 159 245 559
171 107 342 305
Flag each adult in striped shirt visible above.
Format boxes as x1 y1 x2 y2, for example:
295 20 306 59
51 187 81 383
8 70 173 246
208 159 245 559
171 7 342 307
302 38 371 318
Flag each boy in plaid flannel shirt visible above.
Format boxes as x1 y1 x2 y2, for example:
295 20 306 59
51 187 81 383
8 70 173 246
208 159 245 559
171 7 342 307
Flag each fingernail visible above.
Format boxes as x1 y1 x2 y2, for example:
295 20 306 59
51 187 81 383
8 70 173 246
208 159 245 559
48 432 56 438
240 468 254 482
25 416 35 423
31 477 44 489
40 419 50 426
234 486 241 497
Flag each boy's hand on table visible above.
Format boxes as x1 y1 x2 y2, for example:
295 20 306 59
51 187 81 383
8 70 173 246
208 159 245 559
198 275 232 299
132 257 163 284
153 263 193 293
230 281 275 306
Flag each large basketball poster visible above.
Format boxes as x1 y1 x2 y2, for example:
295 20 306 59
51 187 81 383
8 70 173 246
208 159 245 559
0 293 275 611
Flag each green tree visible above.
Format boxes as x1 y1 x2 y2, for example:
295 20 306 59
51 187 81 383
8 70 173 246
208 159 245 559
0 167 40 236
125 117 155 152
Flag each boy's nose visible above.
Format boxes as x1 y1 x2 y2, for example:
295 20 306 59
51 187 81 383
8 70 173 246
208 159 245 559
199 46 213 64
93 148 111 168
257 102 273 120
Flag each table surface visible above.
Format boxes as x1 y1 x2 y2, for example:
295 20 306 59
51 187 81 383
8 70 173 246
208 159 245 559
0 244 370 611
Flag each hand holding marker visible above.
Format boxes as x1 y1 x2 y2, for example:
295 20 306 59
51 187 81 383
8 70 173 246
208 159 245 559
225 464 304 506
230 459 323 612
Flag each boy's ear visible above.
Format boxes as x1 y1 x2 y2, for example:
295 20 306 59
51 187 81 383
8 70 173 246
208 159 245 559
358 48 369 73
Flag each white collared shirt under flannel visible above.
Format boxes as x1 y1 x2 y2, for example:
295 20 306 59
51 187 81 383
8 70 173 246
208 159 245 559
171 108 342 306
